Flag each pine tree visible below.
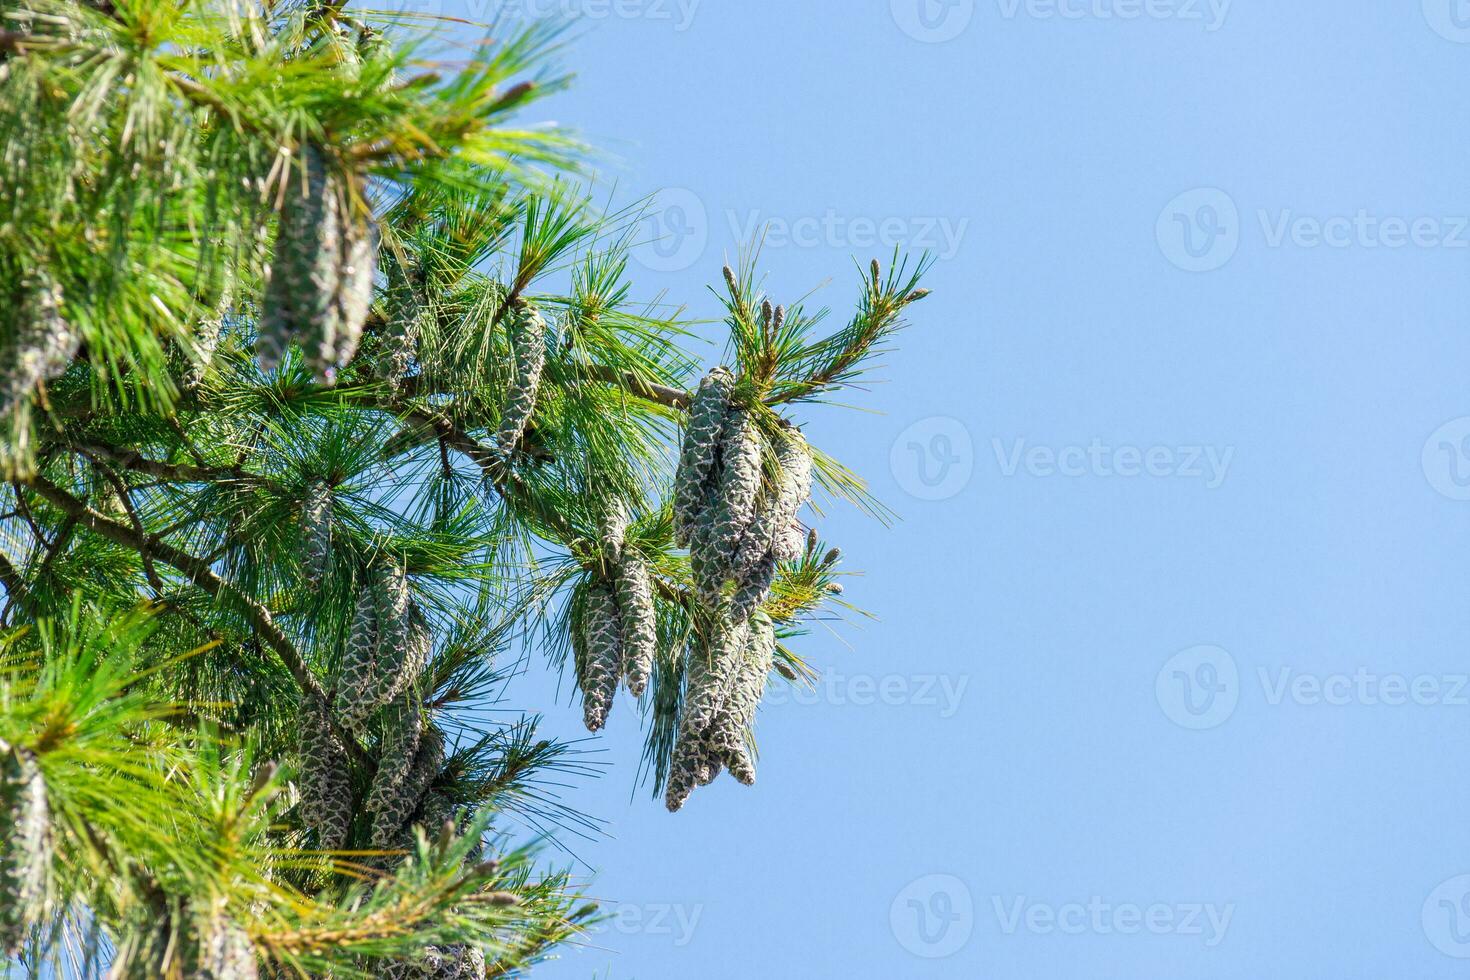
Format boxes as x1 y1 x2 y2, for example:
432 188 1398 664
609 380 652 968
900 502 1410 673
0 1 930 975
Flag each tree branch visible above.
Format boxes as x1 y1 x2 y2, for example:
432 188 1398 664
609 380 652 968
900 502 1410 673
23 473 325 702
576 364 690 411
73 441 251 485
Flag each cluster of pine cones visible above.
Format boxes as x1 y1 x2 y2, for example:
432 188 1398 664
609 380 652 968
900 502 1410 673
257 144 377 383
293 540 491 977
1 270 78 418
573 503 658 732
295 550 437 854
665 366 813 811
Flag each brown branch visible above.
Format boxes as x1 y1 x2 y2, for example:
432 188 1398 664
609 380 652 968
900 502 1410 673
576 364 690 411
0 550 32 622
403 406 691 607
72 441 251 485
24 473 325 702
78 450 164 593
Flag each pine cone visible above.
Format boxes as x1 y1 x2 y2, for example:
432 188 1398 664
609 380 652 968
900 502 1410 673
193 915 258 980
368 562 412 688
678 613 749 738
495 305 547 455
260 145 341 376
332 214 378 368
689 503 725 604
2 270 77 417
707 614 775 786
615 551 656 698
705 410 764 582
664 732 702 813
729 551 777 626
732 424 812 577
189 312 225 390
0 739 48 954
367 697 424 831
422 944 486 979
297 693 353 850
597 498 629 565
579 581 621 731
372 727 445 848
382 258 427 387
299 480 332 585
672 367 734 546
334 579 380 731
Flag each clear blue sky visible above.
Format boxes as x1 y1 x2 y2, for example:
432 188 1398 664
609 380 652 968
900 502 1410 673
432 2 1470 976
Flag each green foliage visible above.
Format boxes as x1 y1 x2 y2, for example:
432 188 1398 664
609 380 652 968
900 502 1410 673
0 0 928 974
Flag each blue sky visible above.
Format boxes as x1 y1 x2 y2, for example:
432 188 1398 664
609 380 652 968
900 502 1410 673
422 1 1470 976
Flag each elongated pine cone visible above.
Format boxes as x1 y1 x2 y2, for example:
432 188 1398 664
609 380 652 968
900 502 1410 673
615 551 657 697
332 214 378 369
495 304 547 455
334 579 381 731
259 145 378 382
297 693 353 849
259 145 339 374
382 257 428 387
598 498 629 565
372 727 445 848
0 739 49 954
678 613 749 745
300 480 332 585
367 697 424 836
703 410 764 593
580 581 622 731
729 551 778 626
672 367 734 546
2 270 78 418
707 614 775 786
732 424 812 577
193 915 258 980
